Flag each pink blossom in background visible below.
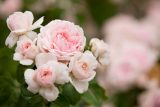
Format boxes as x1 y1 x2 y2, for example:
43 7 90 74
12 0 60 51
145 0 160 28
103 14 138 45
29 0 56 13
103 14 160 49
102 103 115 107
138 88 160 107
0 0 22 18
37 20 86 61
98 41 158 92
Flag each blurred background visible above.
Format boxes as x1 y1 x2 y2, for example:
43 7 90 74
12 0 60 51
0 0 160 107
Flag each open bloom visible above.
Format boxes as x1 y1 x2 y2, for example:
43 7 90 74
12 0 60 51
5 11 44 48
37 20 86 61
13 34 39 65
90 38 109 66
69 51 98 93
24 53 70 101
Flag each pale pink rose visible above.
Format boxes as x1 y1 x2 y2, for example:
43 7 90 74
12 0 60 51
37 20 86 61
138 88 160 107
24 53 70 101
35 67 56 87
90 38 109 66
69 51 98 93
13 35 39 65
0 0 22 17
6 11 44 48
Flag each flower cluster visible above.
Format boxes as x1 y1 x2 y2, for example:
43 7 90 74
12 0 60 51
5 11 109 101
98 14 159 93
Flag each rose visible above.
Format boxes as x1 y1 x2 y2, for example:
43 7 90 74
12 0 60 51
90 38 109 66
13 35 39 65
24 53 70 101
69 51 98 93
35 66 56 87
5 11 44 48
37 20 86 61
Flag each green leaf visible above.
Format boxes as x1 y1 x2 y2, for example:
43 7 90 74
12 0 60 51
16 64 28 84
113 87 144 107
21 84 34 98
0 76 20 107
16 64 34 84
61 84 81 105
28 95 43 104
82 80 108 107
51 84 81 107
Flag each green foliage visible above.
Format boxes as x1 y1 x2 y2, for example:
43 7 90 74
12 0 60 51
112 87 145 107
82 80 108 107
86 0 118 27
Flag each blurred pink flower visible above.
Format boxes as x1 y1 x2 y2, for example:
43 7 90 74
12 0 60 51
103 14 160 49
0 0 22 17
98 42 157 92
29 0 56 13
139 88 160 107
145 0 160 28
102 103 115 107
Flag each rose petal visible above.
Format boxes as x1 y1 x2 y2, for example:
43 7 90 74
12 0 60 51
54 62 70 84
35 53 57 67
24 11 34 26
20 59 33 65
80 71 96 82
25 31 38 40
24 69 39 94
39 85 59 102
13 53 23 61
70 77 89 93
31 16 44 30
5 32 18 48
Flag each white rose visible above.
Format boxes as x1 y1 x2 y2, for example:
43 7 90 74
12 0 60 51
24 53 70 101
13 34 39 65
5 11 44 48
90 38 109 66
69 51 98 93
